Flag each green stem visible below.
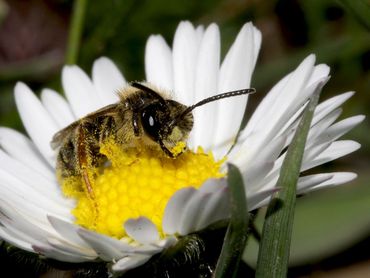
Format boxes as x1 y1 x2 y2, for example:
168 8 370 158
66 0 88 65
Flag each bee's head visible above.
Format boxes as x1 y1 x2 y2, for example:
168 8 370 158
158 100 194 156
130 82 192 157
132 82 255 158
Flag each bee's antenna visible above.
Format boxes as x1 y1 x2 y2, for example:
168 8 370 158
169 88 256 128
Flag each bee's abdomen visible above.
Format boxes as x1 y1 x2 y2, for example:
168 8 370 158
57 139 79 177
56 126 108 179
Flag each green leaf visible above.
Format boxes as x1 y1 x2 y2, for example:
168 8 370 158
255 90 321 278
214 163 249 278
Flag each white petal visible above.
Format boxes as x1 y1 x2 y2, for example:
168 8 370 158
3 197 70 232
0 220 38 252
47 216 93 249
313 92 354 125
194 181 230 231
0 127 53 179
307 64 330 87
231 133 286 174
0 202 54 245
112 254 151 273
172 21 199 105
275 64 332 140
92 57 125 106
259 134 360 194
32 244 94 262
242 73 291 138
14 82 58 165
124 217 160 244
305 108 342 146
62 65 102 118
177 191 209 235
218 23 260 91
0 150 72 210
306 172 357 192
302 140 360 171
195 25 205 43
169 180 230 235
198 178 227 193
312 115 365 146
0 173 71 223
297 173 334 192
302 142 332 163
213 23 261 157
78 228 135 261
242 161 274 192
252 27 262 67
274 76 330 139
241 56 321 140
239 75 328 166
151 237 177 253
261 66 326 142
163 187 196 235
41 88 75 128
0 227 33 252
145 35 173 91
47 237 96 257
189 23 220 150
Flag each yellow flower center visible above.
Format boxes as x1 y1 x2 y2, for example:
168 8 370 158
61 139 225 239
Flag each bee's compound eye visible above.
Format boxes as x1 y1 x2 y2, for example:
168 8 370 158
141 104 162 140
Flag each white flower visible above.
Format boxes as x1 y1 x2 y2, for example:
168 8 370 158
0 21 363 273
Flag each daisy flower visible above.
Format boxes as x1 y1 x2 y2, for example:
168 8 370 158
0 21 363 273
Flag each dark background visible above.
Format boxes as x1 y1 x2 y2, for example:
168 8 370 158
0 0 369 277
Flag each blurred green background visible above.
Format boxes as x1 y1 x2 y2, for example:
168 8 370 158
0 0 369 277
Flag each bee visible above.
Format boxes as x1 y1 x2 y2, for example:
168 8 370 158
51 82 255 200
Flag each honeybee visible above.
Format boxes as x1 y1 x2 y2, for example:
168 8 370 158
51 82 255 200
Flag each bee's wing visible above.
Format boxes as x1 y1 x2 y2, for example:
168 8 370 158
50 103 120 150
50 122 79 150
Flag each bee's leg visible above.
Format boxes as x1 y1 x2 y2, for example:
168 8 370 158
76 124 96 200
75 123 100 227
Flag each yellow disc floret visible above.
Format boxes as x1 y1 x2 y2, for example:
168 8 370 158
61 139 225 239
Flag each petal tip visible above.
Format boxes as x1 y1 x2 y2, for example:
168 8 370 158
14 82 31 96
124 217 159 244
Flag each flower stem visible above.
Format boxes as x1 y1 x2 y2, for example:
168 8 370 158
66 0 88 65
